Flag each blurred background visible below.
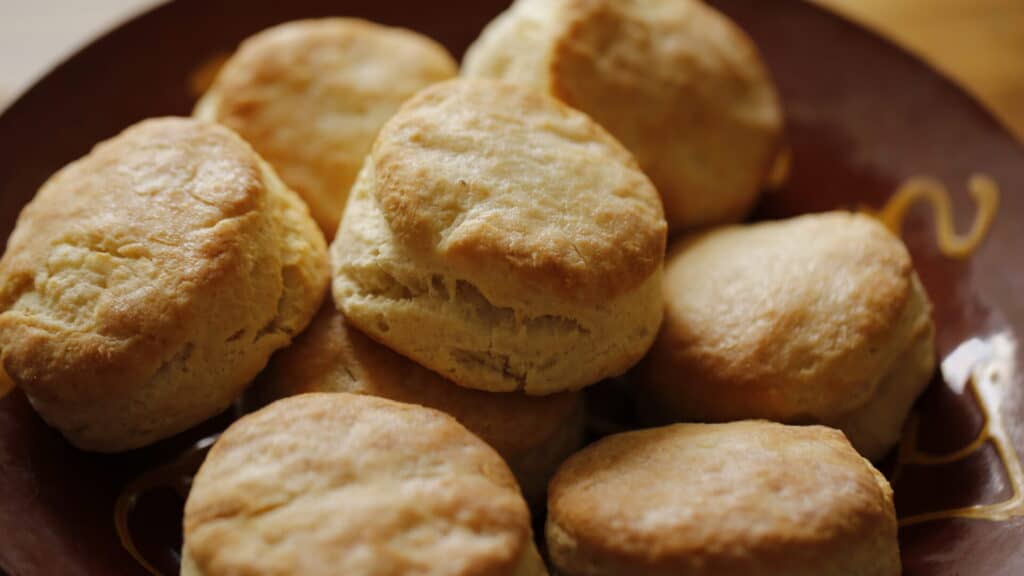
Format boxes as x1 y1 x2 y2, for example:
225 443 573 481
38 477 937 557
1 0 1022 139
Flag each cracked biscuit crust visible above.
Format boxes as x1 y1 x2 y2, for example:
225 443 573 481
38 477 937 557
182 393 545 576
0 117 328 452
372 79 664 305
332 80 666 395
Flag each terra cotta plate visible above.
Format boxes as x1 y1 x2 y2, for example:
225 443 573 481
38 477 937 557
1 1 1023 574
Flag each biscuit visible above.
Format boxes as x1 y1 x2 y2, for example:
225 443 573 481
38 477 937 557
195 18 458 237
0 118 328 452
331 79 666 395
547 421 900 576
463 0 783 232
639 212 935 460
251 303 585 506
182 393 547 576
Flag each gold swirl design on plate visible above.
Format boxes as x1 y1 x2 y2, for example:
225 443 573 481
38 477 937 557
865 175 1000 259
114 434 219 576
867 174 1015 526
895 333 1023 526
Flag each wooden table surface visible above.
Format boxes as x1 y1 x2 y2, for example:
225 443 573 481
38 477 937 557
811 0 1024 140
1 0 1022 140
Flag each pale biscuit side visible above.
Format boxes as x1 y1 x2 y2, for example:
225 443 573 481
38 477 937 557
333 162 663 395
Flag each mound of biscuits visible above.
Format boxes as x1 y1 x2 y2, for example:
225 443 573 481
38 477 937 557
0 2 933 575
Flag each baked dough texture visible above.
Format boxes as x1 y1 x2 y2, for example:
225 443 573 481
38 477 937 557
0 117 328 452
251 303 585 506
331 79 666 395
547 421 900 576
463 0 784 232
195 18 458 237
640 212 935 460
182 393 547 576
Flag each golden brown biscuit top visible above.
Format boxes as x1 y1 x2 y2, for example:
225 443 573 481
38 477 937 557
551 0 778 118
548 0 782 161
185 393 532 576
660 212 914 418
548 421 894 572
371 78 666 304
548 0 783 229
198 18 457 235
254 304 581 459
0 117 269 387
